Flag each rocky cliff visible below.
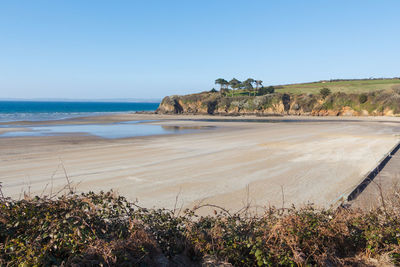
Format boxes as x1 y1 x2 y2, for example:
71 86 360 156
156 90 400 116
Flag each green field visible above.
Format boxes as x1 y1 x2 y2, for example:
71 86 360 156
275 78 400 94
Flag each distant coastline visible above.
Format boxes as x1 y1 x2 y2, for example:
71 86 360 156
156 78 400 117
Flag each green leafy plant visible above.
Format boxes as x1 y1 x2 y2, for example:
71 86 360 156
2 188 400 266
359 93 368 103
258 86 275 95
320 87 331 99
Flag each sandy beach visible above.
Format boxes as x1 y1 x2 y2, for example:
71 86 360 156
1 114 399 213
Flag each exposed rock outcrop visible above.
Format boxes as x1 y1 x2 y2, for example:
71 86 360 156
156 90 400 116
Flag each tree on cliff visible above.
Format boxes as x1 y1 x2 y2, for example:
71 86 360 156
215 78 228 91
229 78 241 90
255 80 263 96
243 78 255 96
229 78 241 96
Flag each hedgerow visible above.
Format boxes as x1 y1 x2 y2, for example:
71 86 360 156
1 189 400 266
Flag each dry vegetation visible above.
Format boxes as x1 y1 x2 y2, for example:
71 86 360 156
159 87 400 116
1 181 400 266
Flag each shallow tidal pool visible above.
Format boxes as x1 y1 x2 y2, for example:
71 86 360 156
0 120 215 139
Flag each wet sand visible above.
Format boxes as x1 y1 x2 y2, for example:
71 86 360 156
0 127 31 134
1 114 399 213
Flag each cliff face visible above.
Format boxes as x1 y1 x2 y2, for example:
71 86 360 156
156 90 400 116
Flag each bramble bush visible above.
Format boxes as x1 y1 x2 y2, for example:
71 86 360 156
1 189 400 266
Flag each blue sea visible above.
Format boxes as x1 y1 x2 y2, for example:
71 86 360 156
0 101 213 139
0 101 160 122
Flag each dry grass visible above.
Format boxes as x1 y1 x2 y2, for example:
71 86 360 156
1 181 400 266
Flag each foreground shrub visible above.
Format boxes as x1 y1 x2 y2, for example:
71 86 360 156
1 191 400 266
0 192 161 265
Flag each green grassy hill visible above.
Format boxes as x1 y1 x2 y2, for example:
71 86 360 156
276 78 400 94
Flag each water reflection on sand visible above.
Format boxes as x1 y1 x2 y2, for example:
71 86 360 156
0 120 215 139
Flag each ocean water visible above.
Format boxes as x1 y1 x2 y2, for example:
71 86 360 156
0 101 216 139
0 121 208 139
0 101 160 122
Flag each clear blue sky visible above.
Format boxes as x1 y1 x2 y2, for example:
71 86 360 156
1 0 399 99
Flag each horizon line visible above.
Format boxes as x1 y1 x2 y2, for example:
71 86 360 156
0 98 162 103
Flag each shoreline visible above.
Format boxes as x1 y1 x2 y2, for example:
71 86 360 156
2 112 400 127
2 112 400 139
